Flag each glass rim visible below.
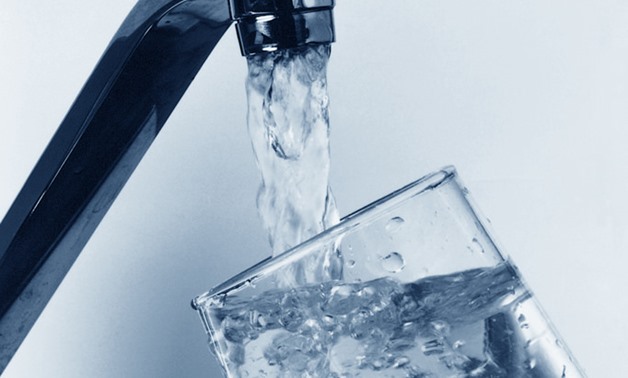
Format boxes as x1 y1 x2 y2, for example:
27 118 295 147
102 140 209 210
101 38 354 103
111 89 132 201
192 165 457 310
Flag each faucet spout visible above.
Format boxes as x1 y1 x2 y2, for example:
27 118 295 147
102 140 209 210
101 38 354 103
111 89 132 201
0 0 232 371
0 0 337 371
230 0 336 55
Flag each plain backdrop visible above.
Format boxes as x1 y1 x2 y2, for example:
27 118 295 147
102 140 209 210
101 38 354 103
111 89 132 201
2 1 627 376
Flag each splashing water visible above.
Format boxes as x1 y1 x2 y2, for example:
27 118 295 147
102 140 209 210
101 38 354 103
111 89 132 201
206 45 587 378
207 261 582 377
246 45 341 285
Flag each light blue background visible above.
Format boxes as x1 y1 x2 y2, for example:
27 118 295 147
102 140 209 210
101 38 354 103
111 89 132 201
2 1 627 376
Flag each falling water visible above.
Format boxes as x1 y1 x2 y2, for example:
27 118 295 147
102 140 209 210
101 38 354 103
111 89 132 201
207 45 587 378
245 44 342 285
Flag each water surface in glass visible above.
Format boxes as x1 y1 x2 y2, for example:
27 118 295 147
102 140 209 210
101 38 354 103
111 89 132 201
193 168 585 377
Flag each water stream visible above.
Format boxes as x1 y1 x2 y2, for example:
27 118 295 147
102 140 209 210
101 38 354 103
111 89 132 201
208 44 586 378
245 44 342 285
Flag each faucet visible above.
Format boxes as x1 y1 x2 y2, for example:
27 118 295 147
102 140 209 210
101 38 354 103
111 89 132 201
0 0 335 371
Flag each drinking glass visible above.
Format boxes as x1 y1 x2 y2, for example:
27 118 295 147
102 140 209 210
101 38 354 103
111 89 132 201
192 166 585 377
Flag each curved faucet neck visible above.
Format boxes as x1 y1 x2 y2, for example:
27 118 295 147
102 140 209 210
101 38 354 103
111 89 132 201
0 0 231 371
0 0 337 371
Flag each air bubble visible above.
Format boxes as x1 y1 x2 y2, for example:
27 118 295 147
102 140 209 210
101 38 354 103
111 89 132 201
430 320 449 333
392 356 410 368
322 314 335 326
385 217 405 234
381 252 405 273
422 339 444 356
347 259 356 268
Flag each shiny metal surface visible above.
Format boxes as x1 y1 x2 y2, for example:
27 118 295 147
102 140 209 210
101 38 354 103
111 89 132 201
230 0 335 55
0 0 337 372
0 0 231 371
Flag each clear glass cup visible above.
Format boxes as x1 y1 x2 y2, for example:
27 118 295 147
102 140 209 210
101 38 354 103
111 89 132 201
192 166 585 377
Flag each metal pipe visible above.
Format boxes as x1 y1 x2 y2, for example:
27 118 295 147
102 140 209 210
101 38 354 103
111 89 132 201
0 0 334 371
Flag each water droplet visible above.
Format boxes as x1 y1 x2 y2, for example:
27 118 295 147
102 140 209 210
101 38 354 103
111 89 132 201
517 313 530 329
381 252 405 273
347 259 356 268
385 217 405 234
242 279 256 289
468 238 485 254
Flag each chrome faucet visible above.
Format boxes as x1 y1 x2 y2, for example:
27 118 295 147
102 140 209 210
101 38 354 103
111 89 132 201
0 0 335 371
